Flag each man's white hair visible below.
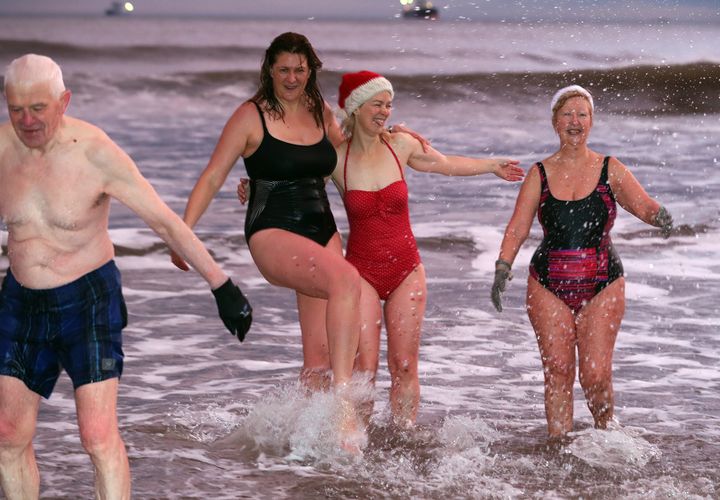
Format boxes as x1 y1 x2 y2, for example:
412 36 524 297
4 53 66 98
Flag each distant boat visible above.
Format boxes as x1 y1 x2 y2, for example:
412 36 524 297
105 1 134 16
401 0 439 20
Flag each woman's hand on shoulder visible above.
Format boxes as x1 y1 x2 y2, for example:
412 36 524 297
389 123 430 151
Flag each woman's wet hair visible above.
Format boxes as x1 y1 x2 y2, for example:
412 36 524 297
252 32 325 127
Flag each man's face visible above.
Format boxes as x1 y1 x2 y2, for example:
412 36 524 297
5 82 69 149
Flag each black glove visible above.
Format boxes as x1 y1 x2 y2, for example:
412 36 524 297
653 205 673 238
212 278 252 342
491 259 513 313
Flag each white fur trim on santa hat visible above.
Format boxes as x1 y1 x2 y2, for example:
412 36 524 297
343 76 394 116
550 85 594 113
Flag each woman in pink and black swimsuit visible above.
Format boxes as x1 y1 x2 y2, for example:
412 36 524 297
332 71 523 427
491 85 674 439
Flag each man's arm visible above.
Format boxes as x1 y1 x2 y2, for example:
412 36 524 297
87 127 253 340
90 131 228 288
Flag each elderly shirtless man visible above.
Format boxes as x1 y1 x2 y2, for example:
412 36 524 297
0 54 252 499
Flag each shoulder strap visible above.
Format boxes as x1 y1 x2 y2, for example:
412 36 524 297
251 100 269 134
599 156 611 185
535 161 548 190
343 138 352 192
381 138 404 180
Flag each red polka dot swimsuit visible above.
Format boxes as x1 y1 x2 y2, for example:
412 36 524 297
342 138 421 300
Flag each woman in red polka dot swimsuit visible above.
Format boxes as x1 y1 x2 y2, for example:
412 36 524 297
332 71 524 427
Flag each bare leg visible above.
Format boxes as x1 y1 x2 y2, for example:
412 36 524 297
354 278 383 425
249 230 361 448
385 265 427 428
0 375 41 499
527 277 578 438
575 278 625 429
75 378 130 500
249 230 361 386
296 292 331 392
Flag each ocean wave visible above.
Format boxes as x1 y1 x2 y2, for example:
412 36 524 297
0 39 263 61
388 62 720 115
120 63 720 116
2 37 717 115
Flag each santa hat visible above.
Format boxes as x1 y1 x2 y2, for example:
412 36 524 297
338 70 394 116
550 85 594 113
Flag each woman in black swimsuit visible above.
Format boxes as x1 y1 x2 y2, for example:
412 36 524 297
491 85 673 439
171 33 362 449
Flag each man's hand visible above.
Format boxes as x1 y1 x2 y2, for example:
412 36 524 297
212 278 253 341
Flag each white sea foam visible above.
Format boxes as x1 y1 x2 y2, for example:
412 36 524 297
565 421 662 469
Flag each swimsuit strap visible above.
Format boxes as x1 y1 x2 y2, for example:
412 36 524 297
599 156 611 186
381 137 405 180
251 100 328 139
535 161 548 194
343 136 405 192
251 101 269 135
343 137 352 191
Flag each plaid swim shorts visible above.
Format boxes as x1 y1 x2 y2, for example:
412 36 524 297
0 260 127 398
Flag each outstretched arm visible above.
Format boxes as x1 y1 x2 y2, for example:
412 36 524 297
92 131 228 288
93 129 252 339
401 133 523 180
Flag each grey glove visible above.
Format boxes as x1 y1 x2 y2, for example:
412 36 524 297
653 205 673 238
491 259 513 312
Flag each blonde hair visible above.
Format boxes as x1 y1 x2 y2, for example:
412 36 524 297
340 112 356 139
4 53 66 98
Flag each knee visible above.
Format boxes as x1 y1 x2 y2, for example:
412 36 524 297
331 263 361 297
0 417 33 452
388 355 418 381
79 422 122 458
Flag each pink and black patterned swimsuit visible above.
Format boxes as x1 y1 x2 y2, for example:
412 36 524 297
529 156 624 313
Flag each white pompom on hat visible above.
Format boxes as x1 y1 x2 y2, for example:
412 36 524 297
338 70 394 117
550 84 594 113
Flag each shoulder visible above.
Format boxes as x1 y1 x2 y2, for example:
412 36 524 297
322 100 335 116
62 117 117 159
606 155 629 179
230 100 262 122
0 122 14 149
525 162 542 182
57 118 134 175
388 131 420 154
221 100 264 141
518 162 542 196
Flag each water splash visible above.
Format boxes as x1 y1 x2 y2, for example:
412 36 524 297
564 421 662 469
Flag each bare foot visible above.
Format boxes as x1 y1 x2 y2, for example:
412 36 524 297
337 390 367 455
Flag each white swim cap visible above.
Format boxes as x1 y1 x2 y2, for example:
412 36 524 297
550 85 593 113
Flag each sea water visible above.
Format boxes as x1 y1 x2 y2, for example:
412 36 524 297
0 14 718 499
